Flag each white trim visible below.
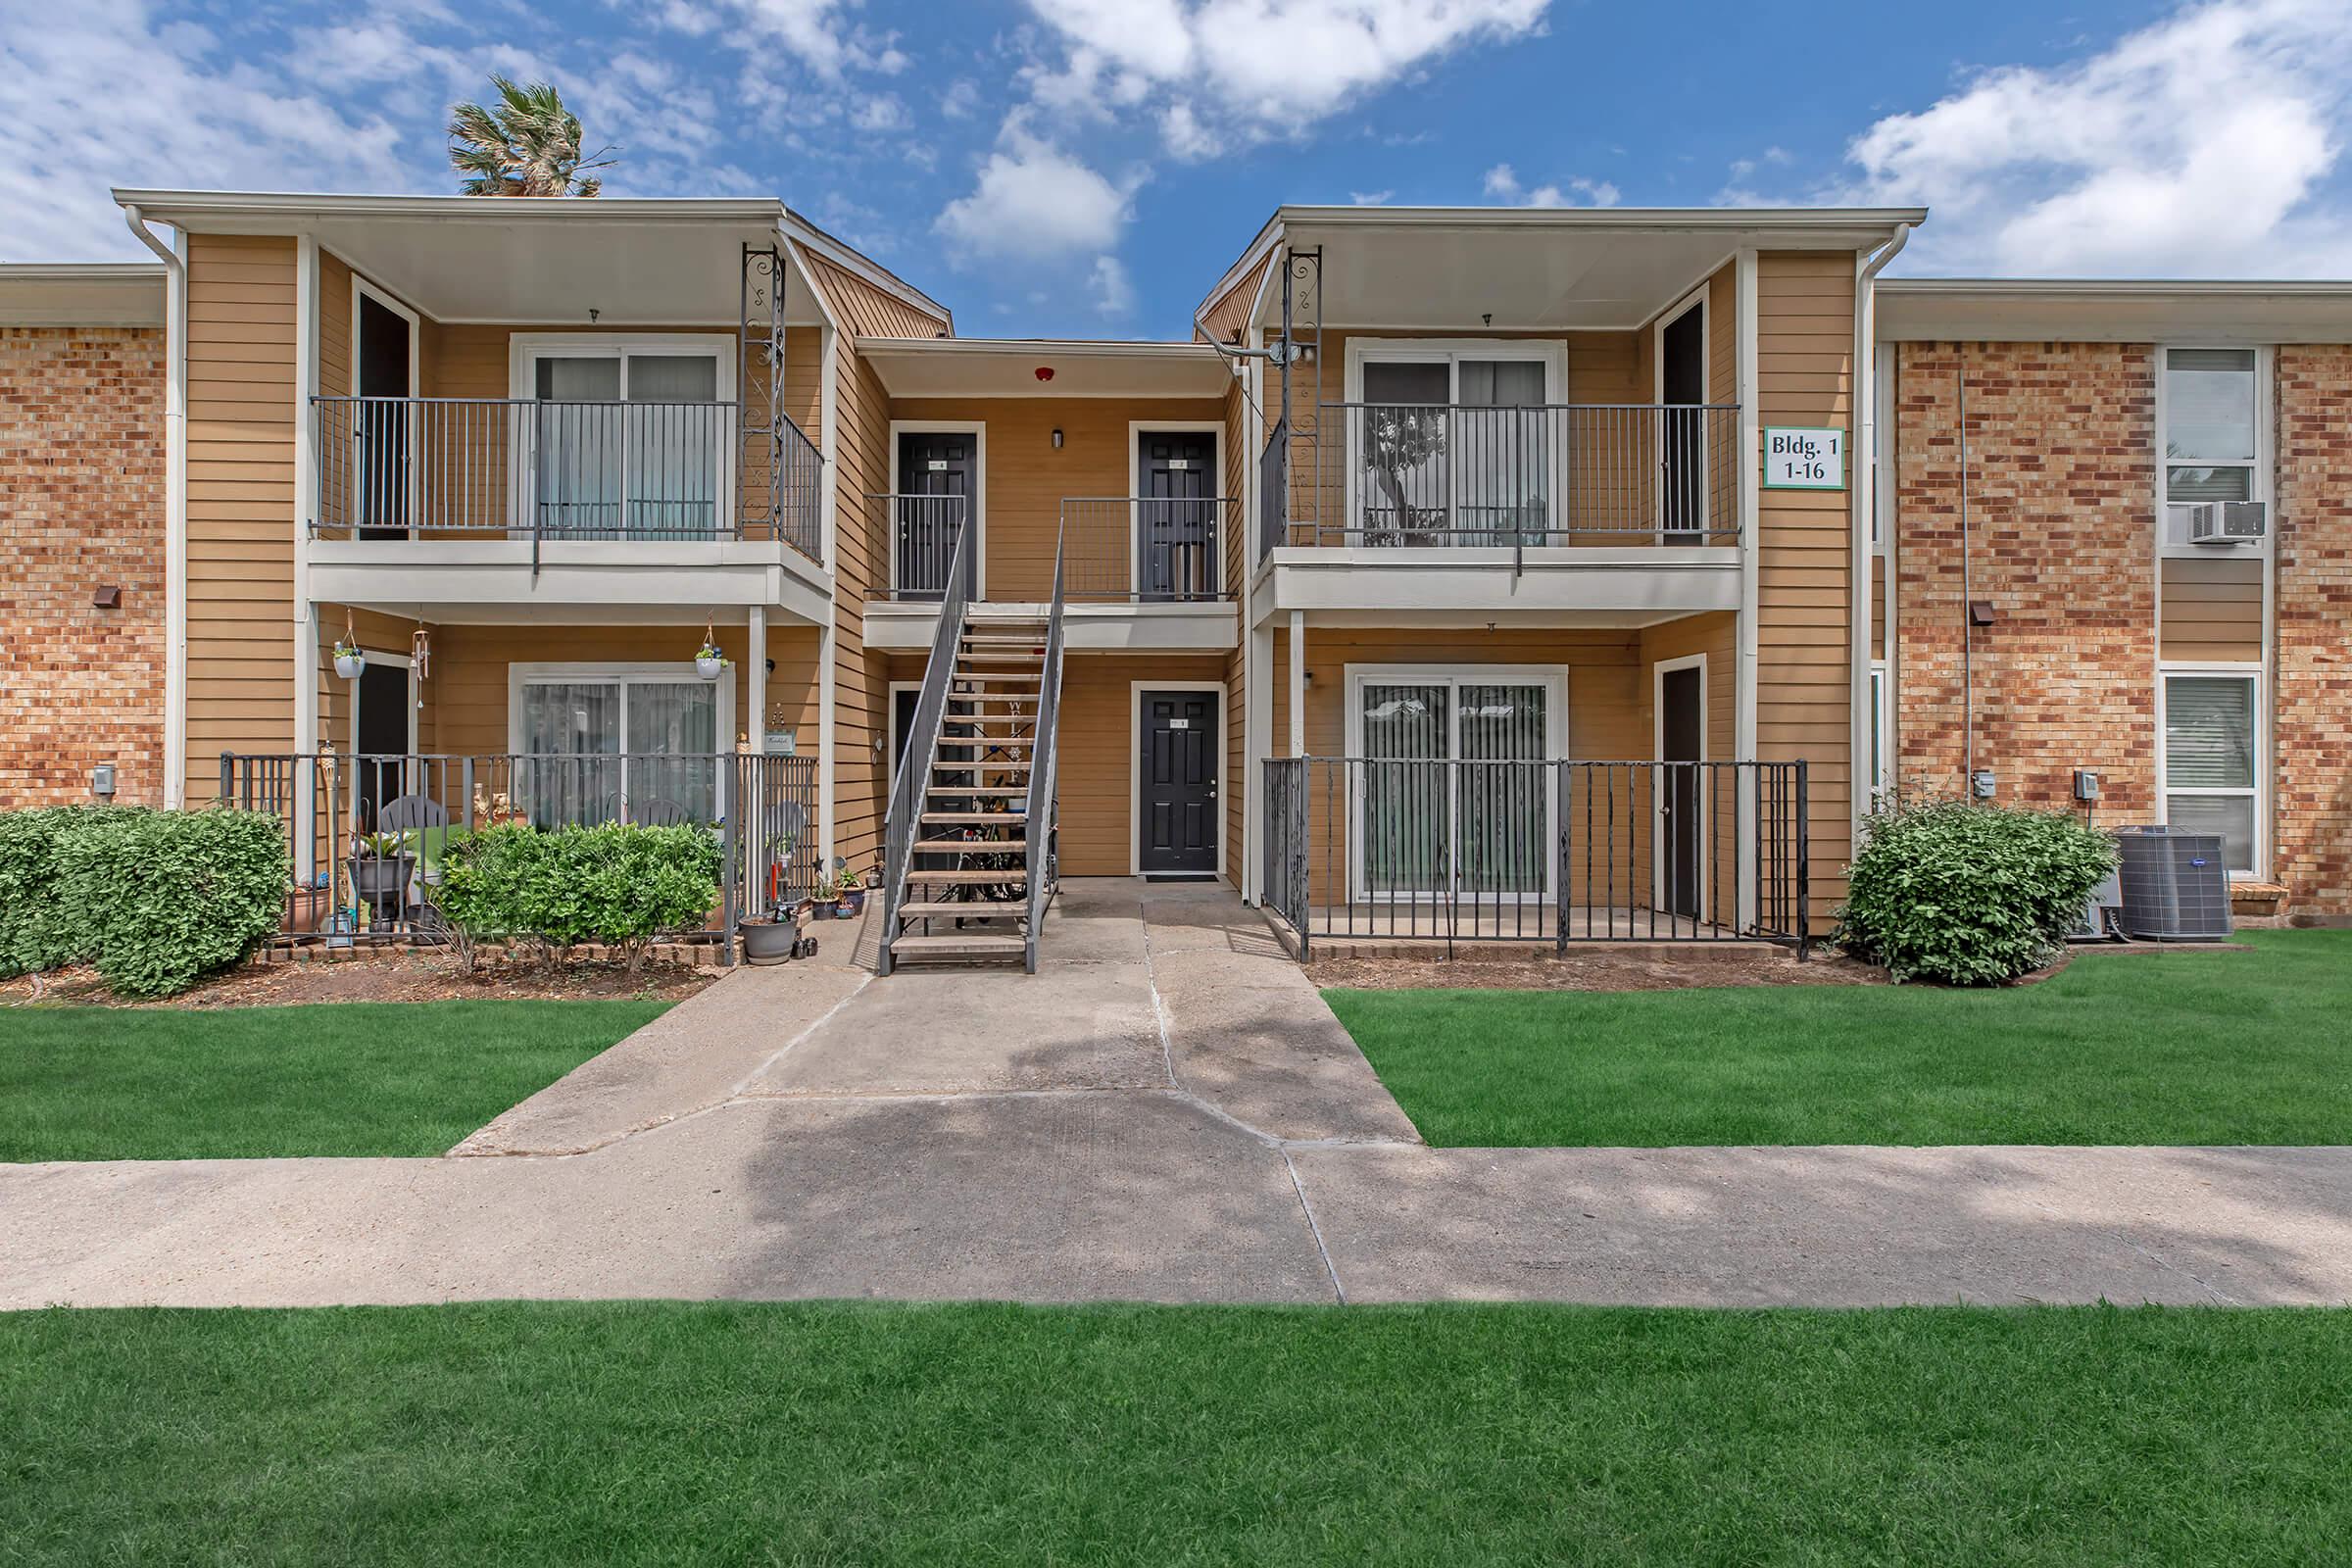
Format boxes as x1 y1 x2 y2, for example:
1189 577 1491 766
887 418 987 598
1651 283 1711 544
294 237 319 761
1734 247 1760 929
346 645 420 758
1341 662 1570 904
814 318 840 867
162 227 188 804
1652 653 1710 918
1127 419 1224 598
2155 344 2273 559
2156 662 2267 880
882 678 924 802
1129 680 1227 878
1341 336 1571 540
1868 660 1890 805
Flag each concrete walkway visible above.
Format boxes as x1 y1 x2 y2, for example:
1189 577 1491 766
6 879 2352 1309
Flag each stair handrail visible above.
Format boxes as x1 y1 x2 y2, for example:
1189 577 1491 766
876 499 973 977
1023 510 1071 972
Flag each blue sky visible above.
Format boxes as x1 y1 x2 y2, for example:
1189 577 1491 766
6 0 2352 337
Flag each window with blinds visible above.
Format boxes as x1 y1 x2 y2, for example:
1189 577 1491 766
2163 672 2257 874
2163 348 2258 530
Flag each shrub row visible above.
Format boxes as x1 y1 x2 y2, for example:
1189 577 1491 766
0 806 290 998
1838 800 2117 985
430 822 721 973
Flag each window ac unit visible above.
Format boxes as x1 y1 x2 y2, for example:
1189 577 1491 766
2180 501 2267 544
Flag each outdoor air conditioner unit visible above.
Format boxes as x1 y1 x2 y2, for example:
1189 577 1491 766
2179 501 2268 545
2115 826 2232 942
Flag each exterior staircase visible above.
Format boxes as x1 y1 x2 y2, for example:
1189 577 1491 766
877 510 1068 975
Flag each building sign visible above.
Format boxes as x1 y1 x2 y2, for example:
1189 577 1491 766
1762 427 1846 490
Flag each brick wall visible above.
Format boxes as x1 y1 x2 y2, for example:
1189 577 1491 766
2274 345 2352 914
1890 342 2160 817
0 327 167 806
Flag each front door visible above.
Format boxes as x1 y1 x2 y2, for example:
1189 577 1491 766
354 659 409 831
1137 431 1215 600
356 292 413 540
1659 664 1703 918
896 430 977 600
1139 689 1218 875
1659 304 1706 546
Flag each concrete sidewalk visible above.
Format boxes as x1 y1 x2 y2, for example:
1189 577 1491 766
5 879 2351 1309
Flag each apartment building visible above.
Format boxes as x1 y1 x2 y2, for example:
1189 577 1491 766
4 192 2348 968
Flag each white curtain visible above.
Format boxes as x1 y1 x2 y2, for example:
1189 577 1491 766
626 354 721 538
626 680 720 822
517 680 622 824
534 357 623 537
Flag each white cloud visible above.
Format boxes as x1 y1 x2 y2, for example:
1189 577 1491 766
1088 254 1135 315
1838 0 2352 273
851 94 910 132
1482 162 1617 208
935 131 1139 260
942 78 984 119
1349 189 1394 205
1019 0 1548 157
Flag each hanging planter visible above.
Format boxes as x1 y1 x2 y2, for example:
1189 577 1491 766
694 619 730 683
333 640 367 680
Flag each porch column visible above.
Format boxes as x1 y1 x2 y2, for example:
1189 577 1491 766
1287 611 1306 757
746 606 768 750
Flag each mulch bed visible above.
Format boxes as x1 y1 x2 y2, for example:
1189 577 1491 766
1308 948 1888 993
1 953 718 1010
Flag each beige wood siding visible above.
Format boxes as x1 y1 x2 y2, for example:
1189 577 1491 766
2160 556 2264 662
806 253 949 340
184 233 298 803
1054 656 1232 875
886 396 1231 601
831 338 894 876
1755 251 1859 914
1197 252 1270 347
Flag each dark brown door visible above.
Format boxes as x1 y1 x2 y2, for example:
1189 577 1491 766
1660 665 1703 918
355 660 409 830
1138 431 1215 600
1660 305 1705 546
1140 689 1218 875
897 430 976 599
356 293 412 540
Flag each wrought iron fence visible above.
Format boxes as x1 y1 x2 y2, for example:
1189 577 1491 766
1258 418 1289 561
1261 403 1741 549
218 751 819 953
311 396 824 559
1259 757 1808 959
872 492 971 601
1057 496 1233 601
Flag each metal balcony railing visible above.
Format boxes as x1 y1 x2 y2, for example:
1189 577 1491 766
1259 756 1809 958
310 396 823 560
871 492 971 601
1260 403 1741 553
1059 497 1234 602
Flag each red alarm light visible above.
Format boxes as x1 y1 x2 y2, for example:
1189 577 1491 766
1034 366 1054 381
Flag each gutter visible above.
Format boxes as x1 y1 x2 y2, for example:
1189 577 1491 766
123 205 188 808
1851 222 1910 832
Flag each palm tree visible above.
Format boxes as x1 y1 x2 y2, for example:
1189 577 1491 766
448 75 615 197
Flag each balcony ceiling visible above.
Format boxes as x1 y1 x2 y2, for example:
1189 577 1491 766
855 337 1235 399
1267 207 1922 332
113 192 827 327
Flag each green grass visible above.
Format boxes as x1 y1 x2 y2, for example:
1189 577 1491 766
0 1002 665 1161
1327 929 2352 1147
2 1302 2346 1565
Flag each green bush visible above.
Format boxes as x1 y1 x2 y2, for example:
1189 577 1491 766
0 806 151 978
433 822 720 972
1837 800 2117 985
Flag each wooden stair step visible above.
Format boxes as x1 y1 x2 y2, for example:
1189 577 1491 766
933 760 1032 771
904 867 1030 883
920 811 1023 824
886 933 1026 956
897 900 1027 917
911 836 1027 850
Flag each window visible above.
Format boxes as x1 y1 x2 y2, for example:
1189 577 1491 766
1869 662 1888 805
516 339 729 540
512 666 726 825
1349 344 1561 544
2162 348 2260 544
1347 667 1565 899
2163 672 2258 874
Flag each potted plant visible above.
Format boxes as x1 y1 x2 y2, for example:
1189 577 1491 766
694 640 730 682
739 905 798 965
809 868 848 920
349 830 415 926
333 639 367 680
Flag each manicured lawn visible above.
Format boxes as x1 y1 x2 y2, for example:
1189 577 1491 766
2 1301 2345 1564
1327 929 2352 1147
0 1002 666 1161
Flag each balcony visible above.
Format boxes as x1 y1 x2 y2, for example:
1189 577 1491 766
309 395 824 561
1254 402 1744 622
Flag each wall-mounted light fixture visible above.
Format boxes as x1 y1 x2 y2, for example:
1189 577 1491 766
1051 428 1064 450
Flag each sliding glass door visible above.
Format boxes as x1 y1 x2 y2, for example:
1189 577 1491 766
1352 351 1556 544
1350 669 1560 902
514 670 721 825
526 348 725 540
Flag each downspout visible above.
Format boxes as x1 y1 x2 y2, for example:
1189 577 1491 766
1851 222 1909 834
124 205 188 807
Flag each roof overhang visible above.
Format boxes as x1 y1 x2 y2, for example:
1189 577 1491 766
1246 206 1925 332
854 337 1234 399
112 190 814 327
0 263 165 326
1878 278 2352 343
